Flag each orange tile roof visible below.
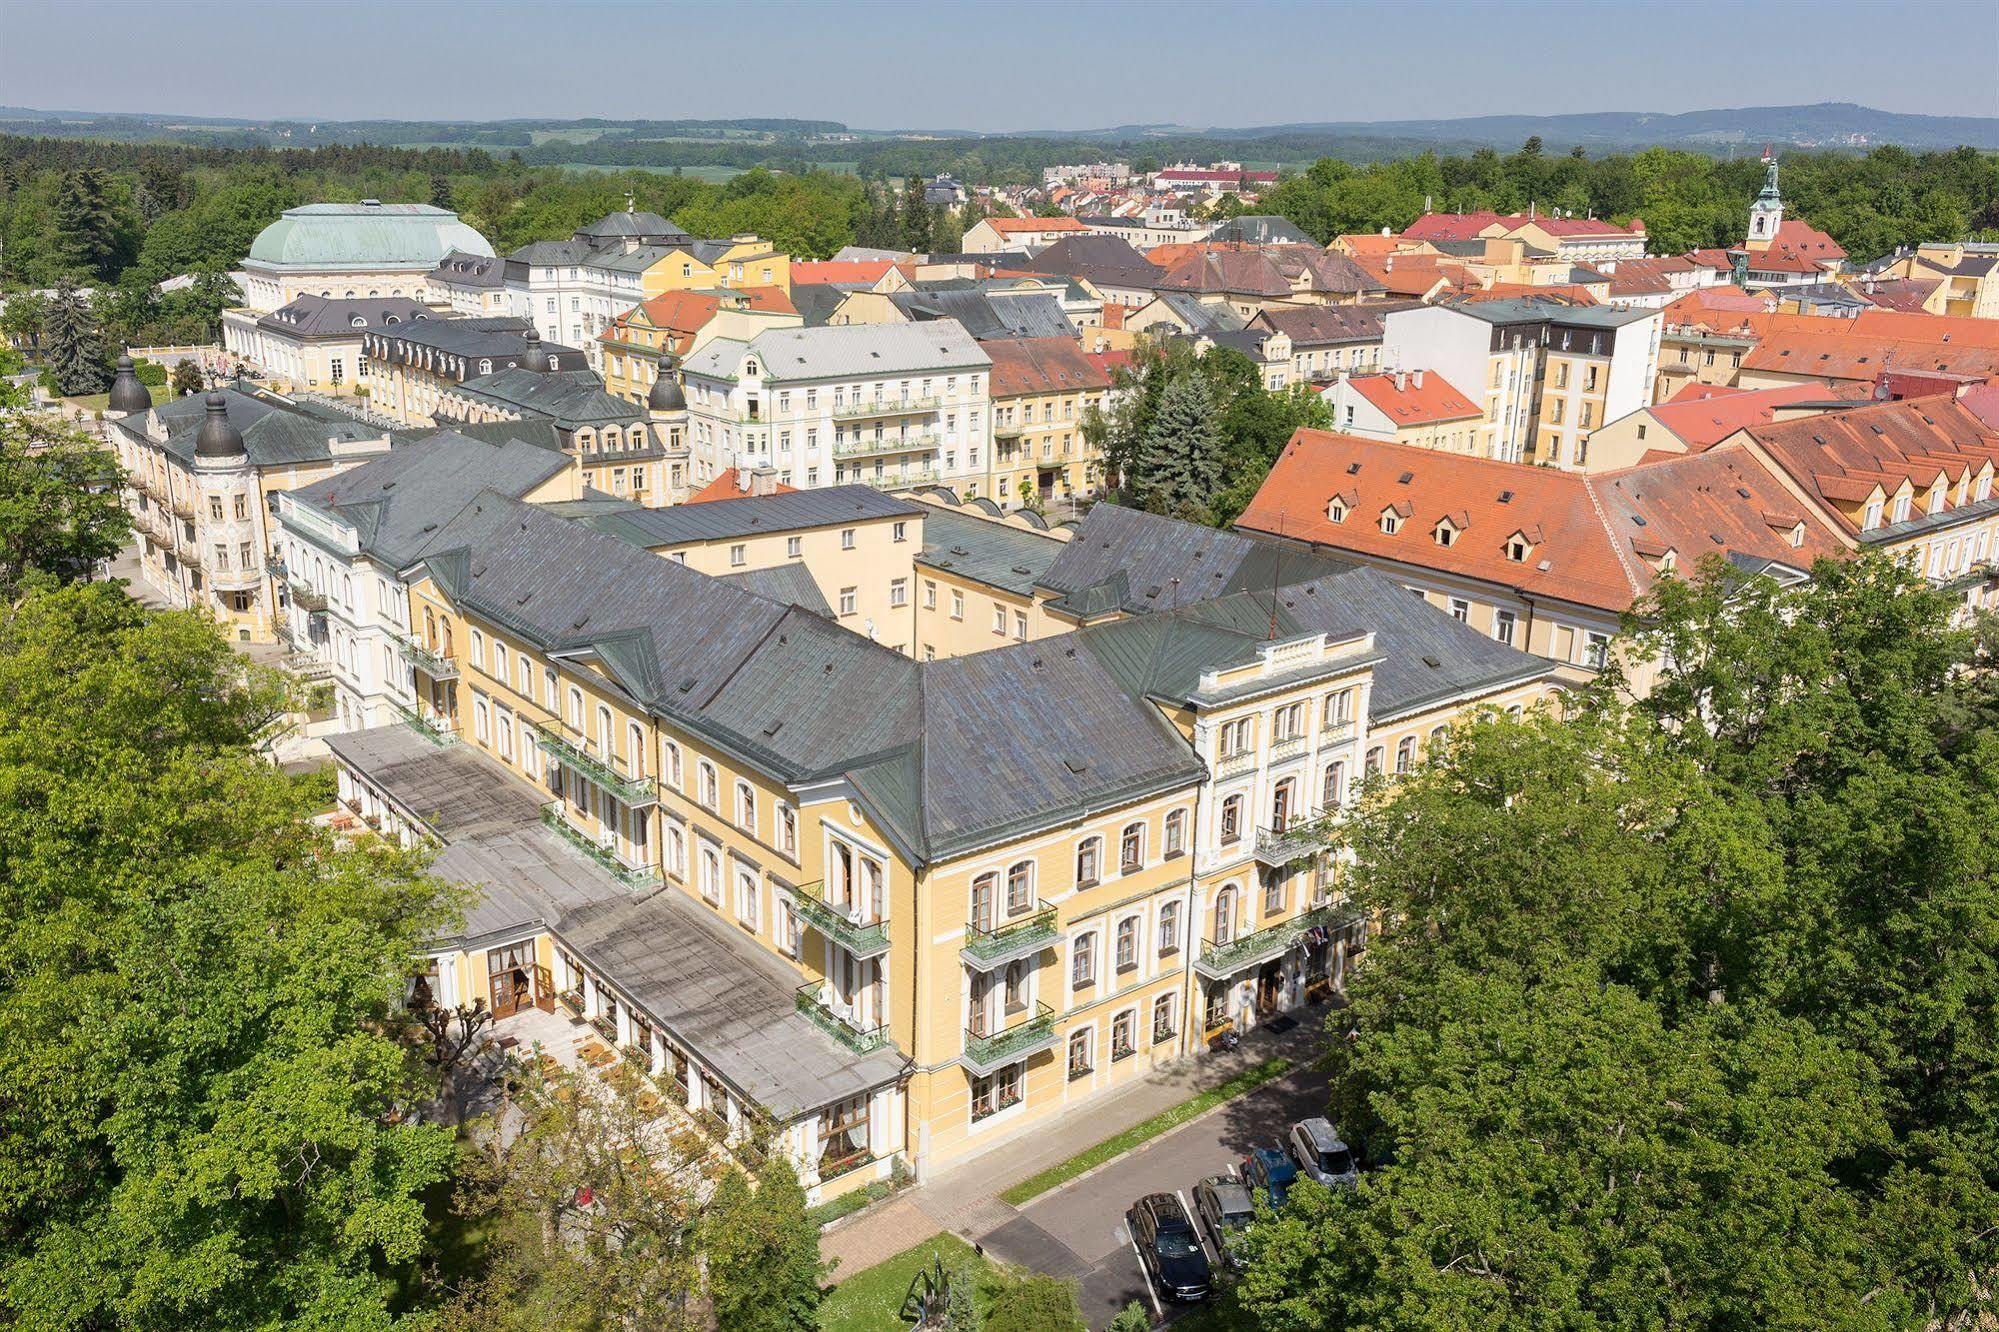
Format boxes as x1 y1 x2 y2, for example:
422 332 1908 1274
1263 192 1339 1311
1738 397 1999 534
1402 211 1507 242
1238 429 1842 612
1661 285 1772 331
1461 282 1599 306
1341 371 1482 424
685 468 800 504
1336 233 1404 256
1645 382 1858 452
1351 254 1480 298
737 285 796 315
1741 310 1999 384
984 216 1089 234
789 260 895 285
983 337 1112 398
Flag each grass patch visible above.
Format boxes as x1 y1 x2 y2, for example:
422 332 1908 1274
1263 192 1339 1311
998 1057 1294 1206
819 1231 988 1332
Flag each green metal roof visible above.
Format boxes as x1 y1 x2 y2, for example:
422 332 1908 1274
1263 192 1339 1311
246 203 494 270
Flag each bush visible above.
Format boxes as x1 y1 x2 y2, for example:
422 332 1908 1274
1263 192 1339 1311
134 359 167 387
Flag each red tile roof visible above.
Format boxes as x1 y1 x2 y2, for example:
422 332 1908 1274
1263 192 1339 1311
1155 169 1278 185
789 260 895 285
1339 371 1482 425
1661 285 1772 331
1741 310 1999 384
1738 397 1999 534
1350 253 1481 298
983 216 1090 235
982 337 1112 398
1238 429 1843 612
1402 211 1507 242
1644 381 1858 452
685 468 799 504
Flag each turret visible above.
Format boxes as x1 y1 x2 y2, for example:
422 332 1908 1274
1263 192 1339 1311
107 353 153 416
520 328 550 373
193 392 247 467
647 349 686 414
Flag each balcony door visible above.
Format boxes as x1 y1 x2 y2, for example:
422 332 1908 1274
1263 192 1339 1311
487 940 539 1018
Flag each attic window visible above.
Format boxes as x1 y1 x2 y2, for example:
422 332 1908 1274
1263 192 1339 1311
1327 499 1347 523
1378 510 1401 535
1497 490 1513 504
1658 549 1677 573
1505 534 1532 562
1433 522 1456 547
1397 472 1414 485
1345 462 1362 475
1789 522 1806 548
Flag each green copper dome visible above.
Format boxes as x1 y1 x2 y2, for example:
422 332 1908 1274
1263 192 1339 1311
246 202 494 270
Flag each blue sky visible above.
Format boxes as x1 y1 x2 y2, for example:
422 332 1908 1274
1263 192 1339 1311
5 0 1995 130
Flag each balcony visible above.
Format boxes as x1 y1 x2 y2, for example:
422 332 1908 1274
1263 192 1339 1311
794 982 893 1055
283 649 333 682
833 431 937 461
791 879 890 959
540 801 658 887
858 469 940 492
169 491 194 519
390 697 457 746
1269 734 1308 763
1321 719 1356 746
1194 905 1344 980
962 902 1058 970
387 628 458 681
1215 749 1257 781
1255 816 1328 867
961 1001 1057 1077
286 575 328 612
532 723 657 809
265 554 287 579
832 395 939 421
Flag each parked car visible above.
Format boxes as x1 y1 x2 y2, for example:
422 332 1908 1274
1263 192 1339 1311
1128 1192 1212 1302
1193 1174 1257 1271
1241 1146 1298 1210
1288 1116 1361 1189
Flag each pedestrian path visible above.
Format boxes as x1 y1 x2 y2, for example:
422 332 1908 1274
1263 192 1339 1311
820 1016 1323 1279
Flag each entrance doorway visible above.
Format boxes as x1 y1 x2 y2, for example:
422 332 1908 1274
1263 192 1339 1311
487 940 545 1018
1256 959 1283 1014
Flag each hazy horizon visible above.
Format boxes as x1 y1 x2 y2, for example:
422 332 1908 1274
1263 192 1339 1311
4 0 1995 134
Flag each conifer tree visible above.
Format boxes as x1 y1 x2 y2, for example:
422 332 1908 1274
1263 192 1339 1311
703 1160 824 1332
50 168 121 280
40 282 110 396
1132 368 1223 524
901 174 933 253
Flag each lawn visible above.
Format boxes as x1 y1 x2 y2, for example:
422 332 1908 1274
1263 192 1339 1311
999 1058 1295 1206
819 1231 989 1332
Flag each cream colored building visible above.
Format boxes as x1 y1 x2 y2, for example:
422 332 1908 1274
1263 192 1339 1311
220 295 435 395
237 201 493 314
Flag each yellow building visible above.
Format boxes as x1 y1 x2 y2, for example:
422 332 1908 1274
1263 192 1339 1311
328 494 1566 1201
599 288 801 406
983 338 1113 512
645 235 792 300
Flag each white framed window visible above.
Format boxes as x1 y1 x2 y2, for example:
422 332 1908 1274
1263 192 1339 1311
1067 1027 1093 1080
699 844 722 903
1119 822 1145 874
699 761 719 809
1151 993 1176 1044
778 803 797 857
1111 1009 1136 1061
1115 917 1139 972
1164 809 1187 857
1157 901 1180 955
735 864 760 930
735 780 756 834
1071 932 1097 989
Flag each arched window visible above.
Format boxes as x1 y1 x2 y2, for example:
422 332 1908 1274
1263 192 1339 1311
970 872 998 932
1213 886 1237 946
1075 837 1102 886
663 740 683 787
698 761 718 809
1164 809 1187 856
1119 822 1145 873
735 780 756 834
1005 860 1033 915
1220 794 1244 843
566 686 583 729
628 722 646 776
1322 760 1346 808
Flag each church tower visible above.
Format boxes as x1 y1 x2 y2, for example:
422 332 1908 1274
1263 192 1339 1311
1747 150 1784 250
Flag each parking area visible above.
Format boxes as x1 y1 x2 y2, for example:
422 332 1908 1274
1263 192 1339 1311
973 1043 1332 1328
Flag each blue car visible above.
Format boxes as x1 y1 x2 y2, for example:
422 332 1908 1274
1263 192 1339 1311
1241 1147 1298 1210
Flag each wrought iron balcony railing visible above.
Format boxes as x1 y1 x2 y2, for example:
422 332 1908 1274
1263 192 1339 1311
794 983 893 1055
540 801 657 887
532 723 656 808
962 1001 1057 1076
791 880 889 958
832 395 939 421
962 902 1058 969
1195 905 1345 981
387 627 457 680
390 697 457 746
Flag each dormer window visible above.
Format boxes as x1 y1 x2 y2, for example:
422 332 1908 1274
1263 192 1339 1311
1326 500 1346 524
1893 493 1913 524
1863 498 1884 531
1658 549 1677 573
1505 533 1532 562
1927 486 1945 516
1379 509 1400 535
1789 522 1806 548
744 359 759 376
1433 521 1456 547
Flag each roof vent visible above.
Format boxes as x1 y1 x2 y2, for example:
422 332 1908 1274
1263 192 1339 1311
1011 565 1032 575
1497 490 1513 503
1064 758 1088 774
763 720 783 737
1144 584 1162 598
1736 486 1751 499
1631 515 1647 527
949 545 970 556
1346 462 1362 474
677 677 696 693
571 614 589 630
1421 654 1441 668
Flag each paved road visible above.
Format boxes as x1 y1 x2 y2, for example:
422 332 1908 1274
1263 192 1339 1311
973 1043 1332 1329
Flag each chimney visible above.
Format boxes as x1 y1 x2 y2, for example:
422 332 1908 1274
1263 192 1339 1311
1380 225 1391 237
1395 370 1408 392
1424 194 1433 214
735 467 754 494
1529 201 1536 221
1413 369 1425 388
749 466 779 497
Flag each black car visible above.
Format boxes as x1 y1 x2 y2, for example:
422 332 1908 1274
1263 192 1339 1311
1192 1174 1257 1271
1128 1192 1212 1302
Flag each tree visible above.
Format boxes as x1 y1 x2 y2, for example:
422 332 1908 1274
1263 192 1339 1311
429 174 455 210
0 582 462 1330
0 394 131 593
703 1159 823 1332
1107 1299 1152 1331
443 1060 709 1331
49 167 126 280
170 357 204 400
1131 365 1225 523
980 1270 1085 1332
901 173 933 253
1238 556 1999 1330
39 281 110 396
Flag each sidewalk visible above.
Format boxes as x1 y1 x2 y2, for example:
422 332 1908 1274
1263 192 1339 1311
820 1012 1327 1278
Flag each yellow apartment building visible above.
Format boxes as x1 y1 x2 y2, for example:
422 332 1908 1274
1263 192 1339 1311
984 338 1113 511
328 492 1567 1201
